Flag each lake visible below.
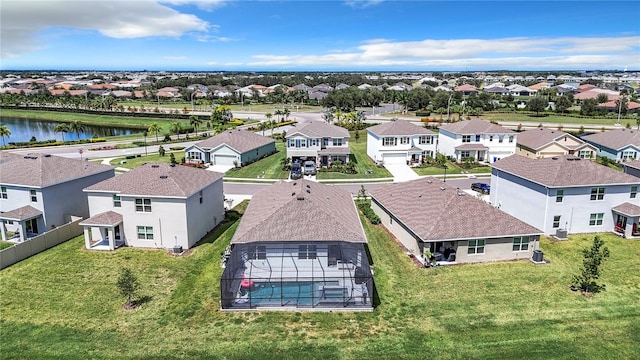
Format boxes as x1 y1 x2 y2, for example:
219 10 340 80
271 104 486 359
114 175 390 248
0 117 143 143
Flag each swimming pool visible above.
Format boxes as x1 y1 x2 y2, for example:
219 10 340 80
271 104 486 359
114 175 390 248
242 281 348 307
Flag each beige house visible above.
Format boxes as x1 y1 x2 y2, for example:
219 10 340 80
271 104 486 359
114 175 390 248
516 127 597 159
370 177 542 265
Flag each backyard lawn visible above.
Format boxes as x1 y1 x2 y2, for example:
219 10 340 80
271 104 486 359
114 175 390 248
225 141 289 179
108 151 185 169
1 201 638 359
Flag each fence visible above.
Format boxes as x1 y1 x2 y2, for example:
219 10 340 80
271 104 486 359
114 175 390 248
0 217 83 270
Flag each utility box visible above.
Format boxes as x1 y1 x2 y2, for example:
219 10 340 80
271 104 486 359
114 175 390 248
532 250 544 262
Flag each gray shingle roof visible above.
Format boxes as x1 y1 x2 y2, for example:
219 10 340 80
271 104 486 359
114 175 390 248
370 177 541 241
516 128 583 151
623 160 640 171
367 120 435 136
194 129 274 153
285 122 350 139
455 143 488 151
492 154 640 187
231 180 366 244
84 163 223 198
439 119 513 135
612 202 640 217
581 128 640 151
0 152 113 188
79 211 123 227
0 205 42 221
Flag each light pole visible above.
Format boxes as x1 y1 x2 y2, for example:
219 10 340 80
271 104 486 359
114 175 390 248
446 93 453 122
191 91 196 111
442 164 447 182
617 95 625 126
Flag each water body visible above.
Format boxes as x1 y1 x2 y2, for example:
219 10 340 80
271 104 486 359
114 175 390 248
0 117 142 143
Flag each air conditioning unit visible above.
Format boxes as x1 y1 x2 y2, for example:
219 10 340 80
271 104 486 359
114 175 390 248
172 245 183 255
555 229 568 239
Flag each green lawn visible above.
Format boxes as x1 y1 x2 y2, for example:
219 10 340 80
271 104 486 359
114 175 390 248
0 241 14 250
108 151 185 169
225 141 290 179
1 200 638 360
413 161 491 176
316 132 392 180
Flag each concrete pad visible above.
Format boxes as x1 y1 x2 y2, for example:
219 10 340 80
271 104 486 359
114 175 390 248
384 164 420 182
224 194 252 210
208 165 234 173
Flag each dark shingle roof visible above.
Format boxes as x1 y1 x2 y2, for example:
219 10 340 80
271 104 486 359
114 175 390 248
367 120 435 136
623 160 640 171
194 129 274 153
79 211 123 227
84 163 223 198
612 202 640 217
492 154 640 187
439 119 513 135
516 128 580 151
285 121 350 139
231 180 366 244
370 177 541 241
581 129 640 151
0 152 113 188
0 205 42 221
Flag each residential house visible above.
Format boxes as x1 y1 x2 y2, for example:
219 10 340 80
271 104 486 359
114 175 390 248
366 120 438 165
454 84 478 95
490 155 640 238
370 177 542 264
597 100 640 114
438 119 516 163
184 129 276 167
623 160 640 178
81 163 224 250
581 128 640 161
516 127 597 159
0 152 115 242
220 180 374 310
285 122 350 165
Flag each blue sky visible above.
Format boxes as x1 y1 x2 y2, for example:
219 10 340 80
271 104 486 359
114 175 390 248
1 0 639 71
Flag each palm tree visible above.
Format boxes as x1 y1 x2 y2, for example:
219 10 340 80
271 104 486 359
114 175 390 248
265 112 273 124
283 108 290 122
0 125 11 147
274 109 283 122
170 122 182 140
68 120 84 141
54 123 69 143
322 110 334 124
211 122 224 135
189 115 202 136
148 122 162 142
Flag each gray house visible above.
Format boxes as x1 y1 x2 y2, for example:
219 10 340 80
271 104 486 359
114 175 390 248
0 152 115 242
370 177 542 265
221 180 374 310
623 160 640 178
581 128 640 162
185 129 276 167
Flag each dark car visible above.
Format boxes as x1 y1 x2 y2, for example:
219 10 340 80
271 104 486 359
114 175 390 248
303 161 317 176
471 182 490 194
290 162 302 180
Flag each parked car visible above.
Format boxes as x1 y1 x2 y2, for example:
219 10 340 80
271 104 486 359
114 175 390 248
290 162 302 180
303 161 317 175
471 182 490 194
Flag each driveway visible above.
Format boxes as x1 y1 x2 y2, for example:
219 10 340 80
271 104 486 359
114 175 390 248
384 163 420 182
207 164 234 173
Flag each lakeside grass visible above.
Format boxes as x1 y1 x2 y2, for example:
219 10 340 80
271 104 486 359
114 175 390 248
1 205 638 360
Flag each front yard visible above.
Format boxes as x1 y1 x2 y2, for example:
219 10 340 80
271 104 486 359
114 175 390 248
1 202 638 359
225 141 290 179
412 161 491 176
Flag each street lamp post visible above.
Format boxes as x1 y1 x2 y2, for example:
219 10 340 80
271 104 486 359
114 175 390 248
191 91 196 111
446 93 453 122
442 164 447 182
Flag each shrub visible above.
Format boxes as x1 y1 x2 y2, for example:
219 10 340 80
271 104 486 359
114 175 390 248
358 202 381 224
169 146 185 151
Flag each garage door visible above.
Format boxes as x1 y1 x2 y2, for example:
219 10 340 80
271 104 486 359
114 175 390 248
383 153 407 165
214 155 237 166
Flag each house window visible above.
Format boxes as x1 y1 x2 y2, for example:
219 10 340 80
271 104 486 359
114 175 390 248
498 135 504 143
475 135 481 142
301 139 306 147
30 189 37 202
400 137 410 145
383 137 396 146
508 135 514 143
288 139 295 147
622 150 636 160
323 138 329 146
556 189 564 203
137 226 154 240
419 136 432 144
631 186 638 199
468 239 485 254
187 151 201 160
579 150 592 158
249 245 266 260
589 213 604 226
333 138 343 146
590 187 605 201
513 236 530 251
295 139 301 148
312 139 317 146
0 186 6 199
113 194 121 207
553 215 561 228
489 135 494 142
298 244 317 259
460 151 471 160
135 198 152 212
462 135 471 143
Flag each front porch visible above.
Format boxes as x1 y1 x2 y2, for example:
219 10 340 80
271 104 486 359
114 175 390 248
79 211 125 251
0 205 44 243
319 147 350 166
454 144 489 163
612 203 640 239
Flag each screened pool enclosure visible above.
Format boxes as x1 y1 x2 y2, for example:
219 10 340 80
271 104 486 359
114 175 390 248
221 241 374 310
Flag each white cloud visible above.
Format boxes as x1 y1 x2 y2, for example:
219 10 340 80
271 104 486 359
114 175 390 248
0 0 210 58
195 35 238 43
247 36 640 69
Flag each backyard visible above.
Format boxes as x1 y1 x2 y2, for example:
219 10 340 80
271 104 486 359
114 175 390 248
0 203 638 359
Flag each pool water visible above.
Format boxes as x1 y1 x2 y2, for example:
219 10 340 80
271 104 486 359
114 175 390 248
246 281 344 306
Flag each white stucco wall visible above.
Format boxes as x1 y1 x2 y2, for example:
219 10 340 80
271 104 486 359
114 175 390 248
184 177 225 248
438 129 516 163
366 131 437 163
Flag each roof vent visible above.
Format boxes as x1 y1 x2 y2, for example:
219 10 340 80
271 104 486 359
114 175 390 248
291 192 296 196
306 184 311 189
44 154 51 157
427 180 432 184
293 182 297 186
551 157 559 160
440 186 446 191
160 175 168 179
457 191 465 196
306 189 310 193
418 194 422 198
151 164 160 168
296 196 305 201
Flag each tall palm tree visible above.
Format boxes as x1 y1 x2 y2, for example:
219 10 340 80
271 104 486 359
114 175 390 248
68 120 84 141
189 115 202 136
283 108 290 122
170 122 182 140
54 123 69 143
265 112 273 124
0 125 11 147
148 122 162 142
274 109 283 122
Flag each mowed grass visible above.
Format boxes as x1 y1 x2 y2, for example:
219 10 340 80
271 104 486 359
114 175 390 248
316 133 392 180
226 141 289 179
1 202 639 360
413 161 491 176
108 151 185 169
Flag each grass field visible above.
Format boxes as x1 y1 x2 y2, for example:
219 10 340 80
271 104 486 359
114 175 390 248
316 134 392 180
115 101 324 114
413 161 491 176
226 141 290 179
1 203 638 359
108 151 185 169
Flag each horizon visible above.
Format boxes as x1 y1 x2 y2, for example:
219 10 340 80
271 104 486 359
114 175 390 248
1 1 639 72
